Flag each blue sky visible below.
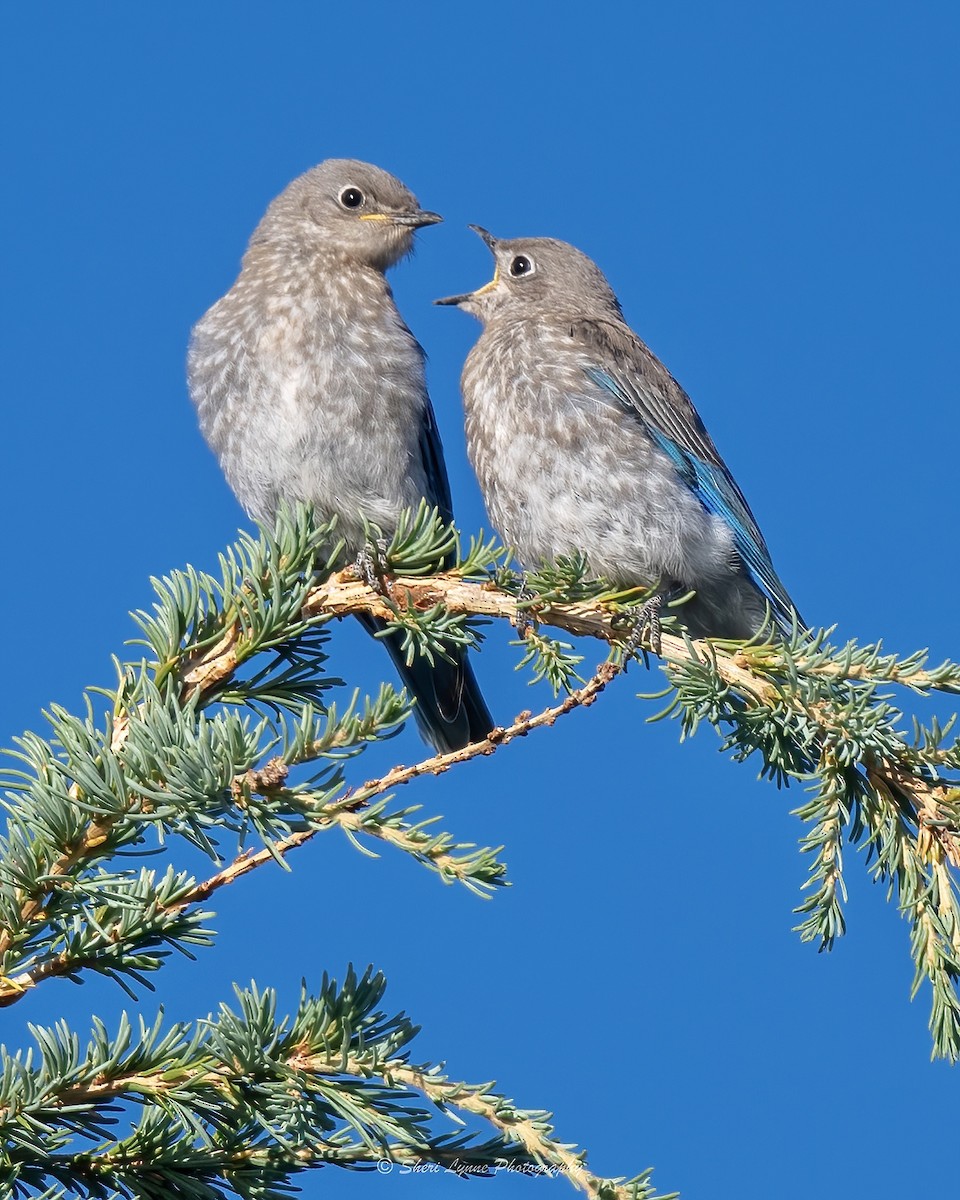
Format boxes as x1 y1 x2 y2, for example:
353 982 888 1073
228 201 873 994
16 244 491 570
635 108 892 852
2 2 959 1196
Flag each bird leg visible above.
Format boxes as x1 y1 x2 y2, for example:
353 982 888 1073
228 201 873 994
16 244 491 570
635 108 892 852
621 592 665 659
353 536 393 598
616 580 688 661
514 572 538 638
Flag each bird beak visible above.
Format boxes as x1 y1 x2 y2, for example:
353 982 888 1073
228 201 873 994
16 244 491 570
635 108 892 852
435 224 500 306
435 269 499 307
391 209 443 228
468 224 499 250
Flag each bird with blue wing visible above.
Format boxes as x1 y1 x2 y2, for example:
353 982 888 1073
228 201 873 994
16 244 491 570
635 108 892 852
437 228 803 642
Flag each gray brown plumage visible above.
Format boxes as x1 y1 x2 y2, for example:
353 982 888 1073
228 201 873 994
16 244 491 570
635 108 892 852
438 229 801 639
189 160 492 749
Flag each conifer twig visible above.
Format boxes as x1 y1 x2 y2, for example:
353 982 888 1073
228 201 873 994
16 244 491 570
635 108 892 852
155 662 617 906
307 569 960 858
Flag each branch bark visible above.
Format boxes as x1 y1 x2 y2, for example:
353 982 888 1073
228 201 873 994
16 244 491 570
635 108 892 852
306 569 960 866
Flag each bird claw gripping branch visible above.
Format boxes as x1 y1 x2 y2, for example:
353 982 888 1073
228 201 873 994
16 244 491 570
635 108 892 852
620 591 665 659
353 536 394 599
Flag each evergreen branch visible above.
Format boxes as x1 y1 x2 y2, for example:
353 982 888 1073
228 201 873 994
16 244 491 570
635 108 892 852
321 1055 675 1200
308 569 960 697
1 513 339 965
0 711 505 1007
514 628 586 693
345 660 618 801
0 646 613 1008
0 868 215 1008
790 634 960 695
133 662 620 915
0 971 672 1199
308 569 960 852
375 600 477 668
308 568 960 1059
0 511 472 1007
4 506 959 1061
792 746 848 949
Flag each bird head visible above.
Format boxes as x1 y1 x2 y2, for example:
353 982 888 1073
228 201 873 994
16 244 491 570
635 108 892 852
436 228 622 323
249 158 442 271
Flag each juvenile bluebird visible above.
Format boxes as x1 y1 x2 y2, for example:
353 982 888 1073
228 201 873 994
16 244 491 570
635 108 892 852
188 160 492 750
437 229 802 641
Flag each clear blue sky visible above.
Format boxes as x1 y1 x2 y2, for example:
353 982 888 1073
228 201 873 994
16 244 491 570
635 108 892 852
2 3 958 1196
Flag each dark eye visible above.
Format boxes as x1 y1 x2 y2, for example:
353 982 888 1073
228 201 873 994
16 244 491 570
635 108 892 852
339 187 365 209
509 254 534 277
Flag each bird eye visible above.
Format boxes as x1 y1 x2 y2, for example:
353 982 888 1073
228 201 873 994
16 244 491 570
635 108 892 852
509 254 534 278
339 187 365 209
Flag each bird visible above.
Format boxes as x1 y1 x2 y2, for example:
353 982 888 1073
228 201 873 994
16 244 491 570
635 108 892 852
437 228 802 642
188 159 493 750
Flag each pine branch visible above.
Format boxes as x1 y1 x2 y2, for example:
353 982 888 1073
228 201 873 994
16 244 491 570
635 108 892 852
4 505 959 1054
0 971 675 1200
0 652 615 1010
4 501 956 1197
0 510 501 1008
188 660 616 892
307 565 960 1060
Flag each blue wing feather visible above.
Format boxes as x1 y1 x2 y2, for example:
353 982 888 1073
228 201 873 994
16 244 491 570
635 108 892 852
587 364 798 630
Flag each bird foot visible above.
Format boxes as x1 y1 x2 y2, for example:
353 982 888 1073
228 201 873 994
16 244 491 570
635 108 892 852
515 573 537 638
620 592 665 660
354 536 393 597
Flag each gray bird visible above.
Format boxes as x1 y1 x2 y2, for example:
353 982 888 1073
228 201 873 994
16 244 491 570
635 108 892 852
437 229 802 640
188 160 492 750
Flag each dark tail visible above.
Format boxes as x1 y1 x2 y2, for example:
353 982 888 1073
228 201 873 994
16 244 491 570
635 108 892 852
356 613 494 753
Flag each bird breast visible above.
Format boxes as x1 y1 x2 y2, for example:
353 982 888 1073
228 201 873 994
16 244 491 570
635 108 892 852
189 256 431 546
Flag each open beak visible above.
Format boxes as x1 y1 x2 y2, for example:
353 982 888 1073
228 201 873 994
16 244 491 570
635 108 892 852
434 290 472 306
468 224 499 249
436 225 500 306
